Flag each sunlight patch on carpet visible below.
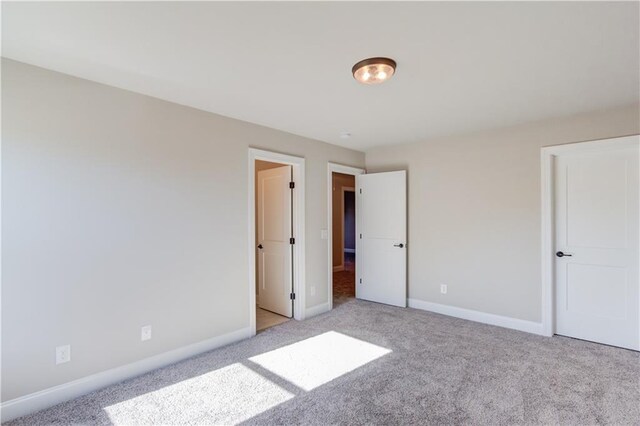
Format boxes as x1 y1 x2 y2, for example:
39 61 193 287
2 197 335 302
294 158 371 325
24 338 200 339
103 362 294 425
248 331 391 391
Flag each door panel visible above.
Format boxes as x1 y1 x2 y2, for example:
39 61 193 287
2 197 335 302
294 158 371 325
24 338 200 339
566 264 627 319
356 171 407 307
257 166 293 317
566 153 629 248
555 145 639 350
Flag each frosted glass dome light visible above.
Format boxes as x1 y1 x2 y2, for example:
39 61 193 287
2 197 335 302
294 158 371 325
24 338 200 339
352 57 396 85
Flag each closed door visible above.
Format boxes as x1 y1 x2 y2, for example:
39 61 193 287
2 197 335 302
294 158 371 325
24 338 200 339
555 144 639 350
257 165 293 317
356 171 407 307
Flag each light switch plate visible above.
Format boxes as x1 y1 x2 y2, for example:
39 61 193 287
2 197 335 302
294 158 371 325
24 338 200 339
320 229 328 240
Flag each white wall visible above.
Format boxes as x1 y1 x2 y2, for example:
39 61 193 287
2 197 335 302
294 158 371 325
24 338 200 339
366 104 640 323
1 59 364 402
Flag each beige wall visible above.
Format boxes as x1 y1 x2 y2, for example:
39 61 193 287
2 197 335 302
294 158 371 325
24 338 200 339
366 104 640 323
1 59 364 401
331 173 355 268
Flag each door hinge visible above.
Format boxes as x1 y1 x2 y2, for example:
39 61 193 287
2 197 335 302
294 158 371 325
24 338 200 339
290 237 295 244
290 292 296 300
359 233 362 239
359 188 362 194
359 278 362 284
289 181 295 189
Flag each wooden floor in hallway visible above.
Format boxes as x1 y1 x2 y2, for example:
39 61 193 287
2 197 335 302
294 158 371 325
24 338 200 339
333 252 355 307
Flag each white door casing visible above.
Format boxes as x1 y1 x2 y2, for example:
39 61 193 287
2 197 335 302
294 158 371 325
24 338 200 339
356 171 407 307
554 143 639 350
257 165 293 317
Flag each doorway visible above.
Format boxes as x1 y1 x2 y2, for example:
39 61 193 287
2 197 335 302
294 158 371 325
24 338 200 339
249 149 306 336
327 163 365 309
332 173 356 307
541 135 639 350
327 164 407 310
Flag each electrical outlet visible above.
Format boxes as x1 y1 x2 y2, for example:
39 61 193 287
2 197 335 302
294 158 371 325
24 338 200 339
141 325 152 341
440 284 448 294
56 345 71 365
310 285 316 296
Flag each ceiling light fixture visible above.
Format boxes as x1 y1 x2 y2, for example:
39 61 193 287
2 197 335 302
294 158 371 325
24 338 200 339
352 57 396 85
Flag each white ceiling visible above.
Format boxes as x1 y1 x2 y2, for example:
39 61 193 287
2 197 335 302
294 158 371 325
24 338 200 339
2 2 639 151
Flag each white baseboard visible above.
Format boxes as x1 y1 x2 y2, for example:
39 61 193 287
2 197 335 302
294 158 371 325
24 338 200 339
333 265 344 272
0 326 252 423
408 298 544 336
343 248 355 254
305 302 330 319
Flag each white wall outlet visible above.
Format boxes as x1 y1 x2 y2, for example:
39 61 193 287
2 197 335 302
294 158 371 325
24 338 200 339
440 284 448 294
141 325 152 341
56 345 71 365
310 285 316 296
320 229 328 240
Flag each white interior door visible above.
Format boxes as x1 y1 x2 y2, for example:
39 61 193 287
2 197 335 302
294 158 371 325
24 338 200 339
554 144 639 350
356 171 407 307
257 166 293 317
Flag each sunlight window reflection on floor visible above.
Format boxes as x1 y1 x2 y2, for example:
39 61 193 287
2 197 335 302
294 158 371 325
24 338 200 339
248 331 391 391
103 362 294 425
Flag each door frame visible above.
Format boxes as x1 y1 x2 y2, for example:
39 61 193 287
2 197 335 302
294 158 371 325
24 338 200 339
540 134 640 338
249 148 306 336
327 163 365 310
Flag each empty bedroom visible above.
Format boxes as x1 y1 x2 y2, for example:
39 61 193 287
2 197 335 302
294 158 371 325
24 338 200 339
2 1 639 425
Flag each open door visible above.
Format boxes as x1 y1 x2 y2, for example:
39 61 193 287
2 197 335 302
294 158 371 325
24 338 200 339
257 165 293 317
356 171 407 307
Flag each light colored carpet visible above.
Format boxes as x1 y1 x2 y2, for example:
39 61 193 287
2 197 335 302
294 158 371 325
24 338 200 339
6 299 640 425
